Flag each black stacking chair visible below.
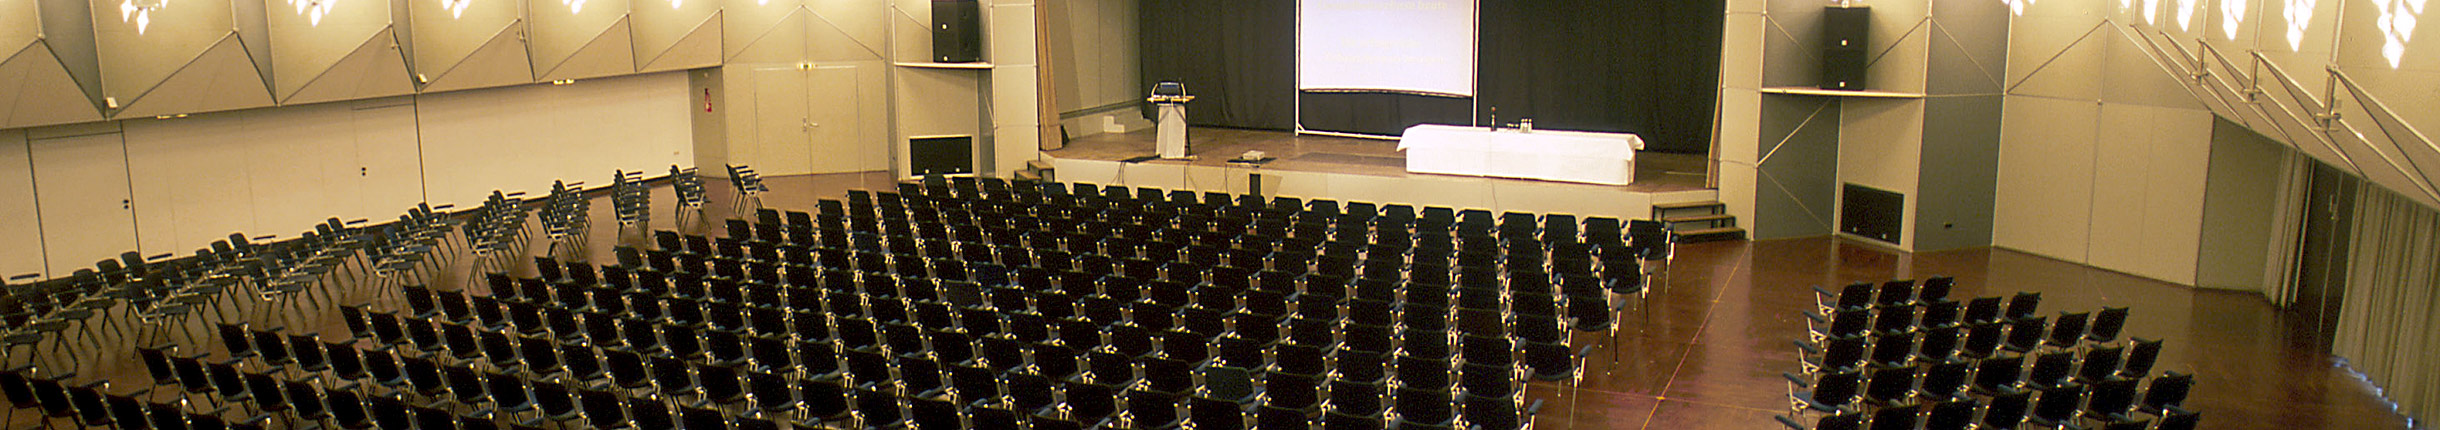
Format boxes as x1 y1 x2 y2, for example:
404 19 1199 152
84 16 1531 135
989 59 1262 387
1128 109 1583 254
2026 351 2076 389
629 397 675 430
1807 307 1872 342
2087 377 2141 419
2120 338 2163 378
1867 403 1921 430
370 395 414 430
2026 384 2086 428
2140 372 2193 414
1923 398 1977 430
2046 312 2090 350
2077 346 2125 383
1982 390 2032 429
2087 306 2129 345
1390 386 1454 428
1815 282 1875 314
1775 411 1862 430
2155 408 2202 430
1971 355 2025 395
1875 280 1917 307
1919 360 1971 401
2004 292 2042 320
2003 317 2047 353
1959 321 2006 359
532 381 580 422
1863 365 1917 406
581 389 628 429
1963 296 2003 324
327 388 375 429
1797 335 1868 374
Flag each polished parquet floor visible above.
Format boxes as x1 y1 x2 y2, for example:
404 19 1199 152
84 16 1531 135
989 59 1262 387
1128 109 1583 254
5 171 2411 429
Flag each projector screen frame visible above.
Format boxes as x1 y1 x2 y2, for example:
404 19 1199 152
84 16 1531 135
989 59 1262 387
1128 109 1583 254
1292 0 1481 139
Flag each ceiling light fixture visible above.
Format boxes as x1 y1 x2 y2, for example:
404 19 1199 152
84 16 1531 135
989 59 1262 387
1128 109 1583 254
120 0 166 34
440 0 472 18
562 0 585 13
2286 0 2316 50
2379 0 2425 68
288 0 336 26
2223 0 2246 39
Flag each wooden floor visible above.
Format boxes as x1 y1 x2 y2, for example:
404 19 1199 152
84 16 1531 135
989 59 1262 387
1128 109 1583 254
1051 127 1713 193
7 171 2411 429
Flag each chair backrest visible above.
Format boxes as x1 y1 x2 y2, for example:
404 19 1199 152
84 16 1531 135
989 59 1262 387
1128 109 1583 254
1982 391 2030 428
2143 372 2194 412
2088 306 2130 343
2005 292 2042 319
1924 399 1978 430
2033 385 2086 422
2122 338 2164 377
1868 403 1920 430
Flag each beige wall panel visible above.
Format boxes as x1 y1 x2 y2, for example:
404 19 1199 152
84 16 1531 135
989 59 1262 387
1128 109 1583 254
891 67 980 175
0 1 34 50
807 6 883 62
1722 12 1765 91
0 130 42 278
285 29 416 105
531 0 632 77
29 132 135 277
417 72 693 206
987 3 1034 65
123 115 244 257
889 0 929 61
1994 95 2098 262
0 45 106 128
268 0 391 98
409 0 522 81
1862 0 1928 94
539 18 640 80
89 0 234 104
640 12 723 71
1838 98 1925 248
2085 103 2209 285
110 36 276 118
724 0 799 59
808 0 886 56
2098 28 2207 110
744 65 813 174
2005 17 2106 100
729 10 809 64
633 0 721 64
349 102 427 218
418 25 536 92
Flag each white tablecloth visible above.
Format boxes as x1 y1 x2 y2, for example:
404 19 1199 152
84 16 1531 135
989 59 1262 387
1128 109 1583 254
1396 124 1644 185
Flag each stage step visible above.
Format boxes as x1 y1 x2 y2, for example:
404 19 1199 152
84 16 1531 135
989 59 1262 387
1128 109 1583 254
1652 200 1744 243
1674 226 1747 243
1660 213 1734 224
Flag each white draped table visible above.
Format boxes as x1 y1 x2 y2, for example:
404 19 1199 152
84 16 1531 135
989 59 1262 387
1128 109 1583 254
1396 124 1644 185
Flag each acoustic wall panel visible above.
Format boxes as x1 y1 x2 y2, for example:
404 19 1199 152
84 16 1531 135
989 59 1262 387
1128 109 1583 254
1837 99 1923 248
419 25 535 92
88 0 239 110
0 43 106 128
539 17 639 81
112 35 277 118
267 0 396 100
1993 95 2097 262
285 28 416 105
531 0 632 80
639 11 721 72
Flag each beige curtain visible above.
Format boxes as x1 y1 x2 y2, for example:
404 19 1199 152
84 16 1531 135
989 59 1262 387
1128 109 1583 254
2334 186 2440 422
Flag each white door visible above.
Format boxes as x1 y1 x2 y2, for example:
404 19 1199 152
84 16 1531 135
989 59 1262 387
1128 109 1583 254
806 65 869 173
0 131 43 278
354 103 427 220
751 66 815 176
29 133 138 277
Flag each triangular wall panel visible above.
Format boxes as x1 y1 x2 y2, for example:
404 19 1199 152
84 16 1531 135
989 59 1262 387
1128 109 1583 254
541 18 637 81
0 42 103 128
113 35 275 118
421 25 535 93
641 12 721 72
286 28 415 105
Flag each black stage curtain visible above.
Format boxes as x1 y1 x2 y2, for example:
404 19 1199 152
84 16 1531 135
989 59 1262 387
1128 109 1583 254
1298 92 1472 137
1478 0 1723 154
1138 0 1296 130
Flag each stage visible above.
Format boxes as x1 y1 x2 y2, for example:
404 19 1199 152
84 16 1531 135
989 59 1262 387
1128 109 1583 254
1044 126 1717 220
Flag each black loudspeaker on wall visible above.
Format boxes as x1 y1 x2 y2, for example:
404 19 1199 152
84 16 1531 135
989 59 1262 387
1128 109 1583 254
933 0 981 63
1821 6 1870 90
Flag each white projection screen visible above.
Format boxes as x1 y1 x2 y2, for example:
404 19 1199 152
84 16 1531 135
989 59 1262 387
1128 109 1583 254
1298 0 1478 97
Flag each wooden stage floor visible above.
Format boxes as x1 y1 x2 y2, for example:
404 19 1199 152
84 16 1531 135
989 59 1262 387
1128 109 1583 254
1051 127 1712 193
8 171 2409 430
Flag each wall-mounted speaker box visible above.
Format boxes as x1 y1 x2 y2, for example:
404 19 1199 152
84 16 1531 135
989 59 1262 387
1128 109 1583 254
1840 183 1903 245
1822 48 1868 90
933 0 982 63
911 135 975 176
1822 6 1870 90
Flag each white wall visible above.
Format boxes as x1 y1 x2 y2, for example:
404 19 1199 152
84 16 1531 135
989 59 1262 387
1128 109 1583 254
1837 99 1926 248
0 130 45 278
417 72 695 207
0 72 694 280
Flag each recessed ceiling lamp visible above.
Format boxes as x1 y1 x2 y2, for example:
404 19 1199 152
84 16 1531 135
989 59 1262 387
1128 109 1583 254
441 0 472 18
671 0 682 8
563 0 586 13
289 0 336 26
2003 0 2036 16
120 0 166 34
2379 0 2425 68
2223 0 2246 39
